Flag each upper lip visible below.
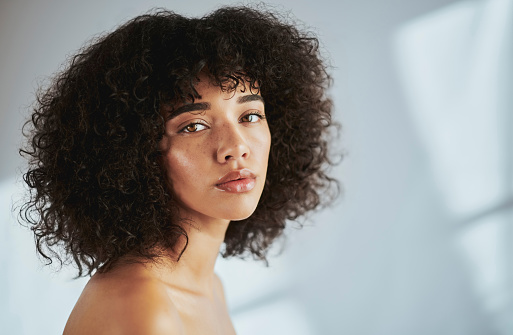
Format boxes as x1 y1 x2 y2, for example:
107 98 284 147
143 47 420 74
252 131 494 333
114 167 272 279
216 168 256 185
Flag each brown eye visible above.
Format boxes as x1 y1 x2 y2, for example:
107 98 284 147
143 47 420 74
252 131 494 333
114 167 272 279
240 112 264 123
186 124 198 132
181 123 207 133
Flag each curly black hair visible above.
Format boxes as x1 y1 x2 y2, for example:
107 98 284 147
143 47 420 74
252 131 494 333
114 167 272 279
19 5 339 277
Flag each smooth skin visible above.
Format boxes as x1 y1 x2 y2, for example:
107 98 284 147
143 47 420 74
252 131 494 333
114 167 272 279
62 74 271 335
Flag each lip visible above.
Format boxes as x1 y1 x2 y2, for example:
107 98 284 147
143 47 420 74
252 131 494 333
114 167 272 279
215 168 257 193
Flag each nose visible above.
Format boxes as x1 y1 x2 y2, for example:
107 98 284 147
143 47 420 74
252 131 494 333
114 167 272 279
216 125 250 163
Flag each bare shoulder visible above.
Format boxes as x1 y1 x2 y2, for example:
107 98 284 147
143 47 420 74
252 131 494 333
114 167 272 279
63 268 185 335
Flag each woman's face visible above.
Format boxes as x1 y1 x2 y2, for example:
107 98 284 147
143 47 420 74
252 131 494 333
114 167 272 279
159 75 271 223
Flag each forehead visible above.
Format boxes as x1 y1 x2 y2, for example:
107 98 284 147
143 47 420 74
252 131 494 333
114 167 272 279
164 74 264 121
193 72 261 100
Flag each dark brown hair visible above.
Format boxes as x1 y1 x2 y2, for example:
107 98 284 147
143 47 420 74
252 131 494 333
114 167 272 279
20 6 339 277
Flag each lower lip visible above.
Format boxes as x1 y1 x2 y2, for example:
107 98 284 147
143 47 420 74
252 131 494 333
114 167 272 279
216 178 256 193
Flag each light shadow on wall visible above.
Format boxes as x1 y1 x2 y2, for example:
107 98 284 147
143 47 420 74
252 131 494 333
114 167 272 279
393 0 513 334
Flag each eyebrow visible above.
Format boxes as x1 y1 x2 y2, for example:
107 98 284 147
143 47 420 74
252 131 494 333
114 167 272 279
167 94 264 120
167 102 211 120
237 94 265 105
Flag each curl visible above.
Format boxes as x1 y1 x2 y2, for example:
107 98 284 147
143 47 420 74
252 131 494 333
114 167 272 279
19 5 340 277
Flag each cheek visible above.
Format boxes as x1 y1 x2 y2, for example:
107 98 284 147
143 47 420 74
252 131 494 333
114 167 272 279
164 141 207 191
254 129 271 161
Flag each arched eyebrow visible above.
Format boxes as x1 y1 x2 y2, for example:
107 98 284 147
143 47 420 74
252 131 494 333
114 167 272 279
167 94 264 120
167 102 210 120
237 94 265 105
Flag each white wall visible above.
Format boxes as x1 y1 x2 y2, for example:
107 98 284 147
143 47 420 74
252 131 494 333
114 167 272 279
1 0 511 334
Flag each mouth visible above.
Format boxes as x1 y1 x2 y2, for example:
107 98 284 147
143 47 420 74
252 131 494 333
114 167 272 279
215 168 257 193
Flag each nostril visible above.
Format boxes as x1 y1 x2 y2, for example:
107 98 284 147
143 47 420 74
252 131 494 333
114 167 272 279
217 141 250 163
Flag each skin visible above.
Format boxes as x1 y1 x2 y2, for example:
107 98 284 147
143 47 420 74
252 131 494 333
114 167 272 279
62 74 271 335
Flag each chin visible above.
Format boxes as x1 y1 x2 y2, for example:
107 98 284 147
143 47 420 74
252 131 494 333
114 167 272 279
221 203 259 221
227 212 254 221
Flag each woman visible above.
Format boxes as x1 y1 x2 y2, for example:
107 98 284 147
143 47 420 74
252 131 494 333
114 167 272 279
20 6 338 334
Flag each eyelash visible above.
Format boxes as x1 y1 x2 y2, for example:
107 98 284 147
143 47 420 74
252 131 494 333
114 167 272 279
179 122 208 133
178 111 266 133
240 111 266 123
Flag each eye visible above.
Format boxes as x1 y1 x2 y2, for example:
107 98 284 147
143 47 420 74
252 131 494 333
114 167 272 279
180 122 208 133
240 112 265 123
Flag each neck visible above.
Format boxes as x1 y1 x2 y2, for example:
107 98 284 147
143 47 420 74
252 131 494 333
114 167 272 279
154 214 230 298
179 216 229 283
